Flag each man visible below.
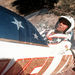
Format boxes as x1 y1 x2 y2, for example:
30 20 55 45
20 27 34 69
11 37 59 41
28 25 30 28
46 16 74 51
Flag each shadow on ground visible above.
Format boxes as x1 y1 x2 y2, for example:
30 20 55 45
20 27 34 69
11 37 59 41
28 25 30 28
12 0 59 15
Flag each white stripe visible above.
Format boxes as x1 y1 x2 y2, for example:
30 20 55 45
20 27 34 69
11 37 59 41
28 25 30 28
57 56 70 73
0 41 72 59
43 55 63 75
1 59 15 75
31 67 42 74
31 57 49 74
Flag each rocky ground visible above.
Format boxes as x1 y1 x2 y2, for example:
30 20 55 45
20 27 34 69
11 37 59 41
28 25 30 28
26 9 58 32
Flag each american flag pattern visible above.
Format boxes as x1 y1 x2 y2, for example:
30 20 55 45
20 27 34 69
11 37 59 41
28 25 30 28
0 6 47 45
0 55 73 75
0 6 74 75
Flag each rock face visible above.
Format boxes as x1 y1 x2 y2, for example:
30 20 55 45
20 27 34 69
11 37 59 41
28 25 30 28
28 13 58 32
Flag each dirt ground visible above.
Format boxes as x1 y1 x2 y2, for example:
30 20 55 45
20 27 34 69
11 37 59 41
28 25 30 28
0 0 19 14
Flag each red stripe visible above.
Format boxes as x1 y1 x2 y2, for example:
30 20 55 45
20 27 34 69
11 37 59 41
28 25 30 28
18 59 32 75
36 57 54 74
61 55 73 72
51 55 70 74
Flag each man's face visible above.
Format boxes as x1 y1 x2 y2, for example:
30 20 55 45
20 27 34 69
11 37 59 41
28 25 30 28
56 19 69 32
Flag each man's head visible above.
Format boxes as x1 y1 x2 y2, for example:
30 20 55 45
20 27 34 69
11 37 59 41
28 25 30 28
55 16 74 33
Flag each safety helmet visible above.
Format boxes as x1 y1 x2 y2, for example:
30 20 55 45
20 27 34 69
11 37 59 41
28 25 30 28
58 16 74 33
